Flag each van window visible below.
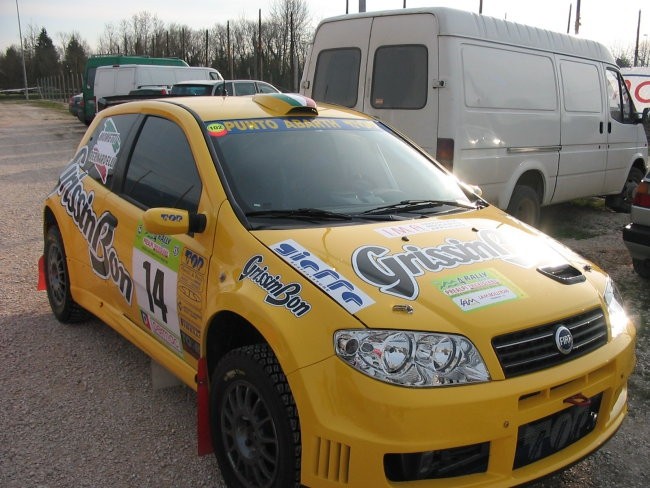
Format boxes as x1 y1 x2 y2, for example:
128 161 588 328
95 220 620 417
371 45 427 110
312 48 361 107
123 116 202 212
462 45 556 111
606 69 634 123
560 60 602 113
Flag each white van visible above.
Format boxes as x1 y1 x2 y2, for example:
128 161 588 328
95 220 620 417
94 65 222 104
300 7 649 223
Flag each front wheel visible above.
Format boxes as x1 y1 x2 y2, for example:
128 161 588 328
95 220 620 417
211 344 301 488
507 185 540 226
606 167 644 213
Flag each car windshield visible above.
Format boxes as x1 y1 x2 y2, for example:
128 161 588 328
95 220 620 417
207 117 473 226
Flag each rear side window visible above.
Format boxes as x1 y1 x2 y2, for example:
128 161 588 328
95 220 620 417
371 45 428 109
312 48 361 107
123 116 202 212
462 45 556 111
606 69 635 123
83 114 138 188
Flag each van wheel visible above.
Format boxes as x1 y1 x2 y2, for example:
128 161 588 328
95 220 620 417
605 167 644 213
507 185 540 226
632 258 650 279
211 344 301 488
44 225 89 323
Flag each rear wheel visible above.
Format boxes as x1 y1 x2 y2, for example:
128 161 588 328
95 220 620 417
211 344 301 488
507 185 540 226
44 225 88 323
632 258 650 279
606 167 644 213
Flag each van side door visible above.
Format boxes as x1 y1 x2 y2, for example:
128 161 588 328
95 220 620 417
553 58 607 202
604 68 639 194
301 17 372 110
362 13 439 157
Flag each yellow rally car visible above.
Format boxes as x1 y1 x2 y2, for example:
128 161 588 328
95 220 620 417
40 93 636 487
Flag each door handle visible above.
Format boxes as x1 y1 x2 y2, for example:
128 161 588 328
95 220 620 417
608 122 612 133
599 122 603 133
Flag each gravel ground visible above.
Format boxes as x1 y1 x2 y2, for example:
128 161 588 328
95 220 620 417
0 101 647 487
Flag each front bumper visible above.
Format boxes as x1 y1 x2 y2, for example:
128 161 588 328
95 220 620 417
289 331 635 487
623 222 650 261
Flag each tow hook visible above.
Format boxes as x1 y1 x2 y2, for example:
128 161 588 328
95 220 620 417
564 393 591 407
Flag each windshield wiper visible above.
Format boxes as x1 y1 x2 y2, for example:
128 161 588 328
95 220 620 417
360 199 477 215
245 208 353 221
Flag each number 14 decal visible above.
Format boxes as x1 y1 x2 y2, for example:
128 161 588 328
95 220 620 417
142 261 168 322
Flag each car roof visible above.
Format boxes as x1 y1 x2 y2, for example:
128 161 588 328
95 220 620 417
104 93 368 122
173 79 222 86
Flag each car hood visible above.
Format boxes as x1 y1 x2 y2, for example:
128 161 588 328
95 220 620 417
252 209 607 337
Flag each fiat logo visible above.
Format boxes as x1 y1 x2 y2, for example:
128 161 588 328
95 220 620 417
555 326 574 355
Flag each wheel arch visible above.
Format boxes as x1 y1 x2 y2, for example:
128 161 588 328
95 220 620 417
505 169 546 209
204 310 267 376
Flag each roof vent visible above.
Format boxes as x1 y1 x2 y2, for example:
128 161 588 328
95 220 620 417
537 264 586 285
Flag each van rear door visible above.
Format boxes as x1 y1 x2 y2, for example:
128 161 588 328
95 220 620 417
362 13 439 156
301 17 372 110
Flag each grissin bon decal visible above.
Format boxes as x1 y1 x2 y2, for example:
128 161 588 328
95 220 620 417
239 255 311 317
352 228 542 300
57 148 133 304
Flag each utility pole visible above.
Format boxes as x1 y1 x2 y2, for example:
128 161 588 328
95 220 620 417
15 0 29 99
634 10 641 67
359 1 366 13
479 0 483 15
574 0 581 35
567 4 572 34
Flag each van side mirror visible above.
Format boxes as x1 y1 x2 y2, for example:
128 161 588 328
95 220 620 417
643 107 650 123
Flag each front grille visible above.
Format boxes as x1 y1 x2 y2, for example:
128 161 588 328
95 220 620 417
492 308 607 378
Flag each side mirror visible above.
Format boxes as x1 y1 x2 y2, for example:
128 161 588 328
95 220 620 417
143 208 206 235
643 107 650 123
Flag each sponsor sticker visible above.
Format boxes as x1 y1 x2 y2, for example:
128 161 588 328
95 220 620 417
239 255 311 317
271 239 374 314
374 220 467 238
206 117 380 136
88 118 120 184
433 269 525 312
352 228 540 300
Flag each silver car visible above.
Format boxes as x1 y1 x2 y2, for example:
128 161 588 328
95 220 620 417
623 170 650 278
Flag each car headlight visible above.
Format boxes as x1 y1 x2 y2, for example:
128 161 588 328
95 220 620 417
604 278 629 338
334 330 490 387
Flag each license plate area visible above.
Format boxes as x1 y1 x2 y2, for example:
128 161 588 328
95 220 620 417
514 393 602 469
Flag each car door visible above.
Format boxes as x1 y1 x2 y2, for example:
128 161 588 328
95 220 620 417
604 68 639 193
103 113 214 366
363 13 439 157
55 114 140 307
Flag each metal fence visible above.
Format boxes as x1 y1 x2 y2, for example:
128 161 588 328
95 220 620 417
35 72 84 102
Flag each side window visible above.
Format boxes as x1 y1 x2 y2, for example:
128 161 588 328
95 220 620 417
312 48 361 107
560 60 602 113
372 45 427 110
606 69 635 123
82 114 138 187
236 82 256 96
258 82 277 94
123 116 202 212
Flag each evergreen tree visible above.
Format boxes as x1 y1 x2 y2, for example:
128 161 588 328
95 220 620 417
32 28 60 79
63 35 87 74
0 46 26 89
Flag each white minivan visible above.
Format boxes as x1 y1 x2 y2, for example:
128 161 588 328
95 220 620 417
300 7 649 223
94 64 222 105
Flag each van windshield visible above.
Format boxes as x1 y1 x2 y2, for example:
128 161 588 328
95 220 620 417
208 117 474 226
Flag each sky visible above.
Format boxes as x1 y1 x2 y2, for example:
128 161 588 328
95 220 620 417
0 0 647 54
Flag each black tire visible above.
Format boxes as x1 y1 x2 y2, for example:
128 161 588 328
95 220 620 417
507 185 540 226
605 167 644 213
632 258 650 279
211 344 301 488
44 225 88 323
